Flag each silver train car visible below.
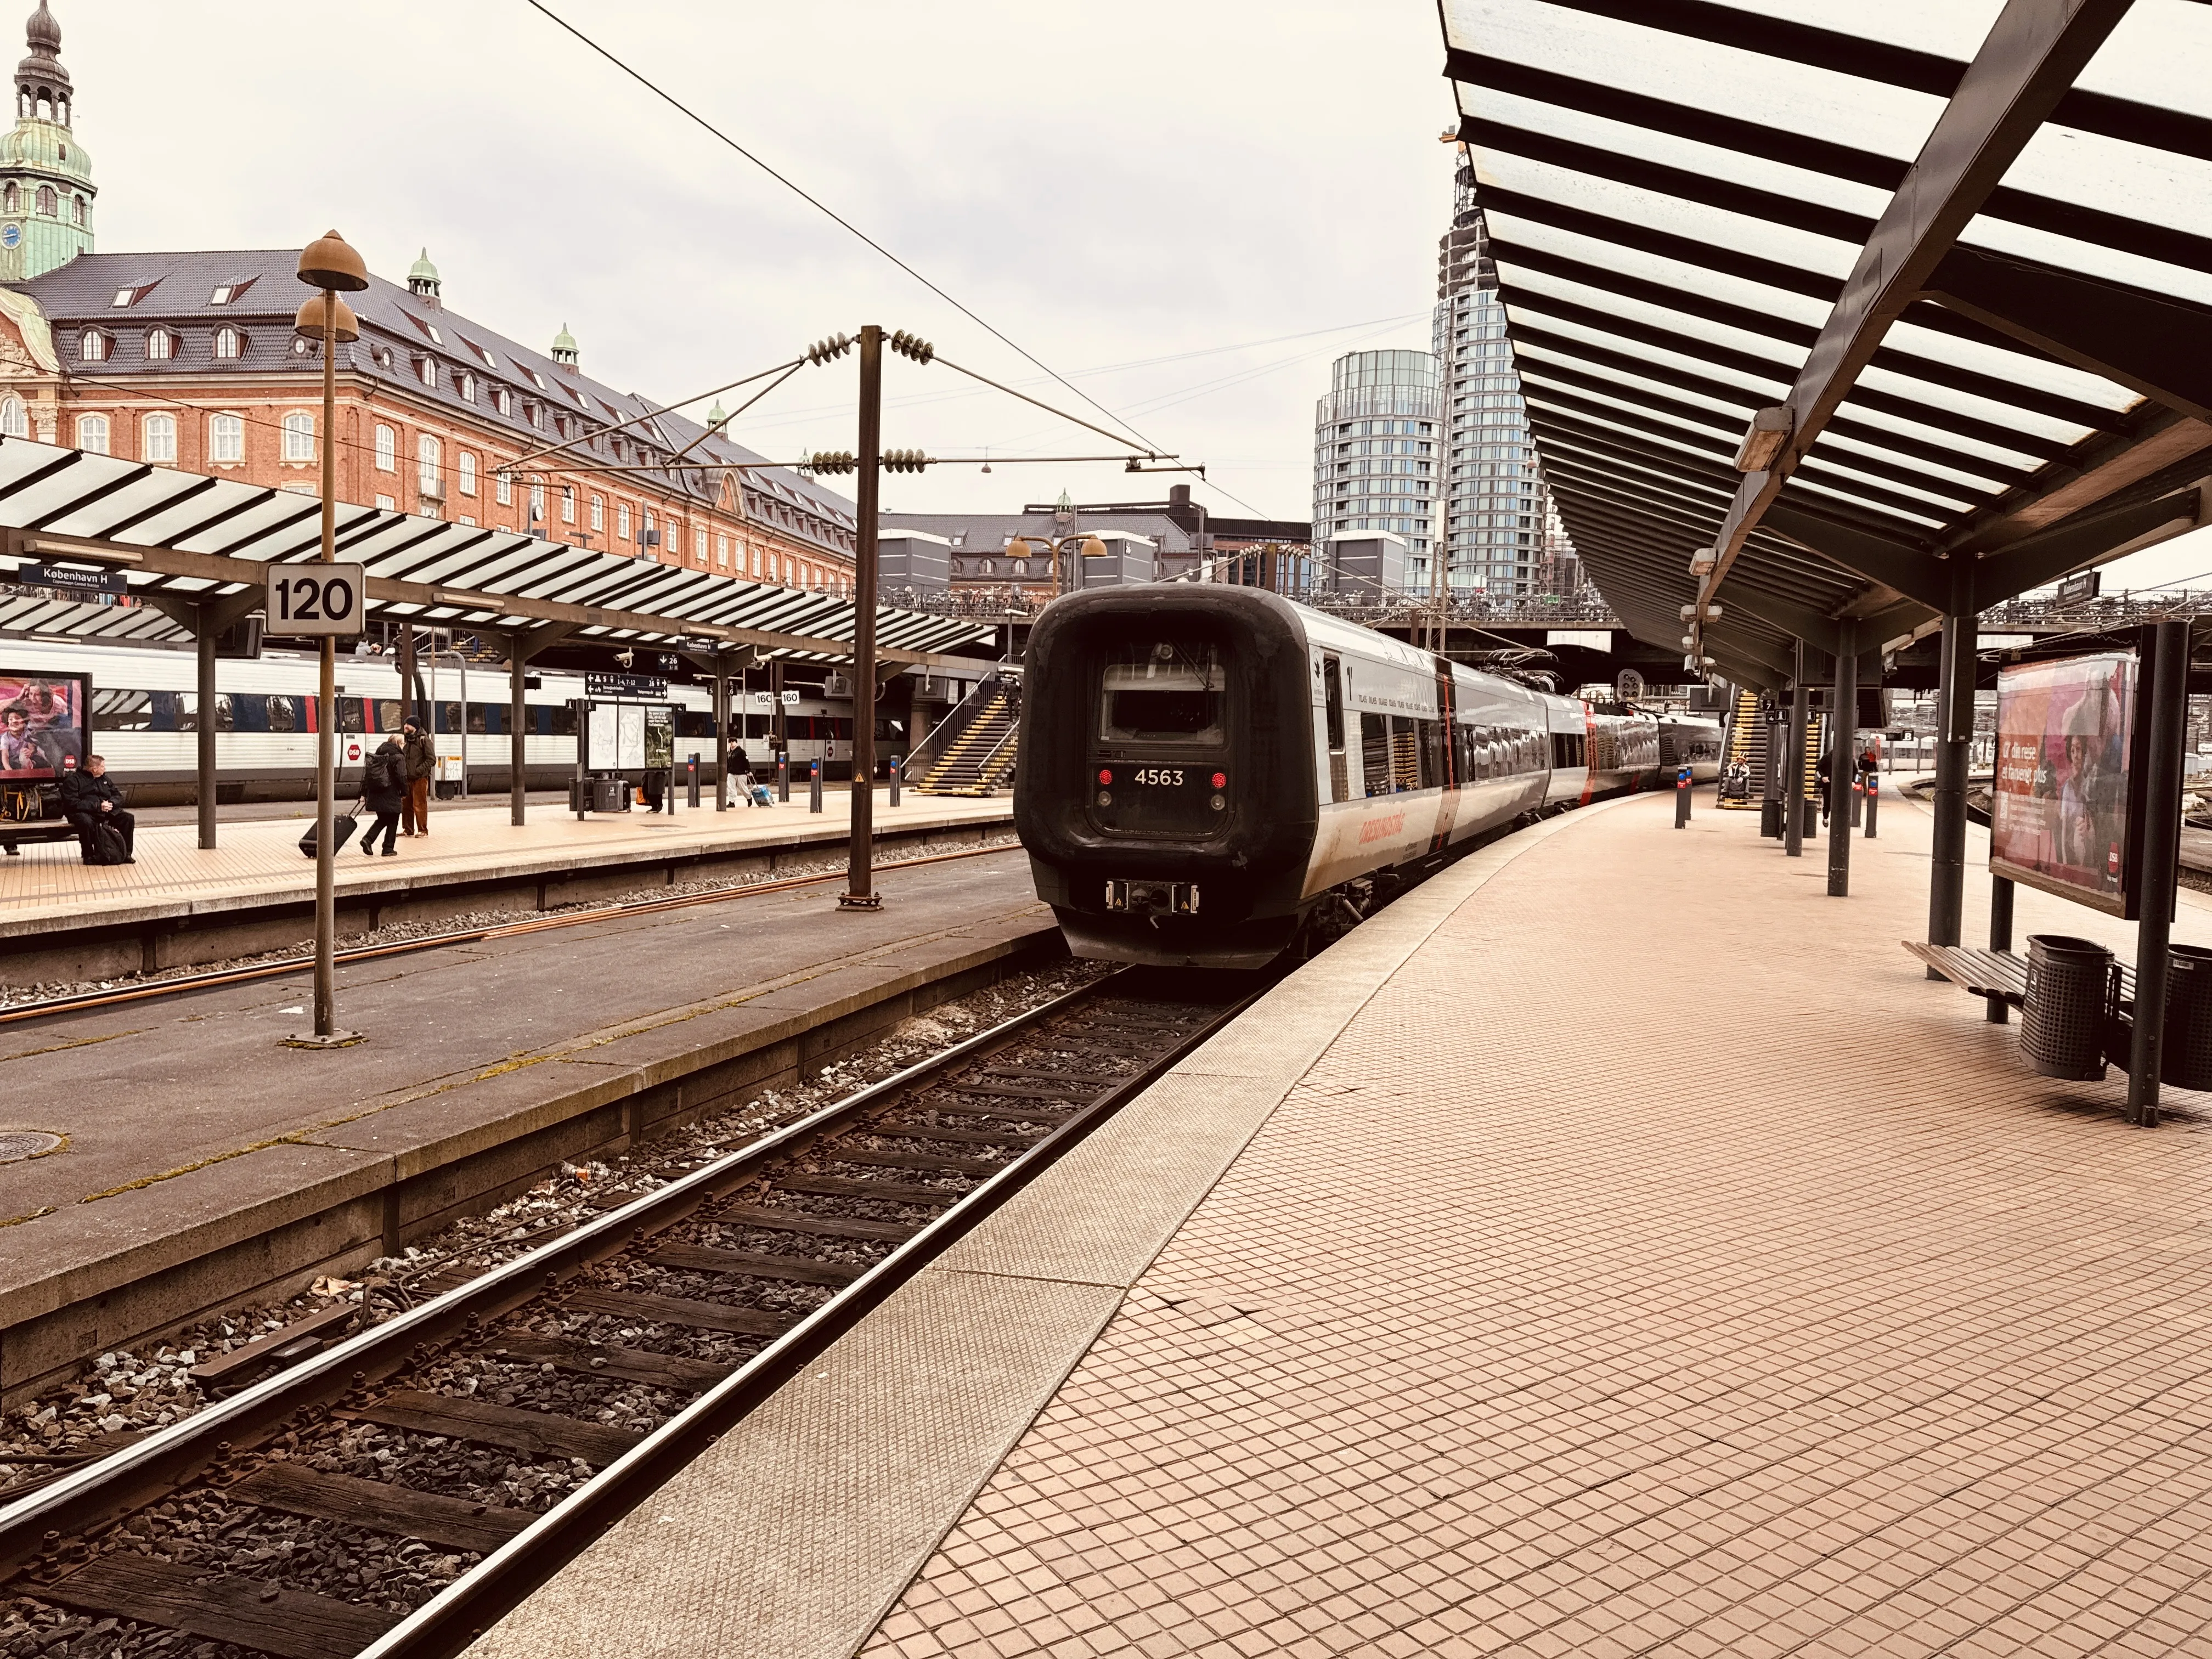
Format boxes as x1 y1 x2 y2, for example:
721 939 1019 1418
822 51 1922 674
0 639 867 802
1015 586 1673 969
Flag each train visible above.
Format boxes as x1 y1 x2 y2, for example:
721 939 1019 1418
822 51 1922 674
0 639 907 804
1014 586 1720 969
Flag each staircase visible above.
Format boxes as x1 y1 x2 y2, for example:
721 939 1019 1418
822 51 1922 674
911 676 1021 797
1719 687 1764 809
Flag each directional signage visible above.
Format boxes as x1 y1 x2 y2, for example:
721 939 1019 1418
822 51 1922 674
586 672 669 699
265 563 365 637
15 563 127 597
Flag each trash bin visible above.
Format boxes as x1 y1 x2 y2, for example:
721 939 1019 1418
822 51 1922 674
1759 797 1782 838
591 776 627 814
2162 943 2212 1090
2022 934 2112 1081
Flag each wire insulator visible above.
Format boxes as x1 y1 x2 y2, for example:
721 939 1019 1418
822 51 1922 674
888 330 935 365
807 450 856 474
882 448 930 473
806 332 854 366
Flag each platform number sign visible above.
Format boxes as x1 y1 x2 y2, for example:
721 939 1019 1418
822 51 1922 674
266 563 365 637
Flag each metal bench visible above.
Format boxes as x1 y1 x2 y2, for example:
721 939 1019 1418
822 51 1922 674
0 819 81 856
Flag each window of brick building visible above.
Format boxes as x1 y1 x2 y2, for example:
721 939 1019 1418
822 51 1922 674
561 485 575 524
79 329 107 362
695 526 707 565
418 358 436 390
715 532 729 568
417 434 441 498
496 469 513 506
618 501 630 543
75 414 107 454
281 412 313 462
144 329 173 362
374 425 395 471
142 413 174 462
458 371 475 403
213 328 242 360
590 493 604 533
209 413 244 464
459 452 477 496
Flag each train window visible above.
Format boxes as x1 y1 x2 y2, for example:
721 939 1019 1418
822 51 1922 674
376 699 403 732
467 703 489 736
550 703 579 737
339 699 365 734
1322 656 1346 803
678 710 717 737
91 690 153 731
437 702 461 735
154 691 193 732
266 696 300 734
1098 639 1223 747
1418 718 1446 791
1390 719 1420 793
1360 713 1389 797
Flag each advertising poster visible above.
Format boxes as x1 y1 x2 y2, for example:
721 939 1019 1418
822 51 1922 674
0 671 87 780
1991 652 2136 915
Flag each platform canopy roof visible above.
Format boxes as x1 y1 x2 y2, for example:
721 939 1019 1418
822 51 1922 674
1439 0 2212 690
0 437 991 668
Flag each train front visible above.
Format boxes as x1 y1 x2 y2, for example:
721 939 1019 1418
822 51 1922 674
1014 586 1319 969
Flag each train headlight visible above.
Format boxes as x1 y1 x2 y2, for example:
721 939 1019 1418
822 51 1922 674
1097 789 1112 806
1210 793 1226 810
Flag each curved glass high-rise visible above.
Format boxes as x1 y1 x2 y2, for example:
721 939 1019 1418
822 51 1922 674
1311 349 1441 590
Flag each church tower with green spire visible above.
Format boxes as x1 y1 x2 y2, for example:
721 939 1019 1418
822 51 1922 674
0 3 91 283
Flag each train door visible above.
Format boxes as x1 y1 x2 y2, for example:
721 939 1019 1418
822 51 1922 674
1323 654 1347 803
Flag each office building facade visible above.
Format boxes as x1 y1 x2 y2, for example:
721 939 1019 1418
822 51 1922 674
1310 349 1440 595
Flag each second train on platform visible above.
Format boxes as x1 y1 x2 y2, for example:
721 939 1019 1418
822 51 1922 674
1015 586 1716 969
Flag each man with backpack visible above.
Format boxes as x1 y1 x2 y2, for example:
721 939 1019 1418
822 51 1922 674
360 738 407 857
60 755 133 864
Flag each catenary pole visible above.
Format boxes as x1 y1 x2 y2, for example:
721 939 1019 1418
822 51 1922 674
842 325 884 910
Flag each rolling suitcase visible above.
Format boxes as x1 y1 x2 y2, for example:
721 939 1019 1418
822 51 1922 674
298 813 359 858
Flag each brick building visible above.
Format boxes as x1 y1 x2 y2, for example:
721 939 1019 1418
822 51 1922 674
0 5 859 594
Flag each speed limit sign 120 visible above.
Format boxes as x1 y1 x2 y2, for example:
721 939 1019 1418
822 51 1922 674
266 563 366 637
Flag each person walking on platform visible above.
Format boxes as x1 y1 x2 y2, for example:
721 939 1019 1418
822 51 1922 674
1815 750 1833 827
60 755 133 864
360 738 406 857
400 719 435 837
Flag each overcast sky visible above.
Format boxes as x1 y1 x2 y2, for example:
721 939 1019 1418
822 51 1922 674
59 0 2211 593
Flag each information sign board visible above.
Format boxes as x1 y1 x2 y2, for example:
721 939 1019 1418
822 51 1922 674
585 672 667 699
264 563 365 637
1991 651 2137 916
582 701 674 771
2056 569 2102 606
16 563 127 597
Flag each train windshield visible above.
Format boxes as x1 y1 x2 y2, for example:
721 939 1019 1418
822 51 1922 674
1098 639 1224 747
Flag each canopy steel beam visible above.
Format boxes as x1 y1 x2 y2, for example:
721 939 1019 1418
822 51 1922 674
1 530 976 671
1922 245 2212 426
1705 0 2137 600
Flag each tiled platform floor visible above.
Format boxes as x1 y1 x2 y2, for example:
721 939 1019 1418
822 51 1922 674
860 793 2212 1659
0 791 1009 930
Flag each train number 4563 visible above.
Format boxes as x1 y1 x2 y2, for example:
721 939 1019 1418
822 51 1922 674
1131 768 1186 786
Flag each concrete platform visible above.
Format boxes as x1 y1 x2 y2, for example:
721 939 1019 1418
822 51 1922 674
0 791 1011 982
0 845 1053 1400
470 788 2212 1659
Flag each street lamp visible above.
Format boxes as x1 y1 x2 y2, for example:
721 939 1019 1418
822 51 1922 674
291 229 367 1047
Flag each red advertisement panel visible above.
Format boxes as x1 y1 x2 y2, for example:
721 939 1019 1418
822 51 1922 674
0 671 88 781
1991 652 2135 915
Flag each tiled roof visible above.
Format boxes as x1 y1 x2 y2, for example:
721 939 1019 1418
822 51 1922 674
8 249 859 555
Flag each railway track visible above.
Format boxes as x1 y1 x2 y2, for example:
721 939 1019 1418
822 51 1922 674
0 840 1015 1027
0 966 1260 1659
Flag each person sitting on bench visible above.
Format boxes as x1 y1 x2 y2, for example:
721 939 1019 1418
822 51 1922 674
60 754 133 864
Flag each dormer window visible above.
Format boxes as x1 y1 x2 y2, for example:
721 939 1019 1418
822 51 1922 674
418 357 437 389
493 386 511 417
525 368 545 390
213 327 242 360
208 278 257 305
78 328 109 362
109 281 157 308
458 370 475 403
404 314 444 346
144 328 174 362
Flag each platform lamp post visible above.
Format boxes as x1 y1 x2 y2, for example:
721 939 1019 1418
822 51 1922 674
292 230 369 1046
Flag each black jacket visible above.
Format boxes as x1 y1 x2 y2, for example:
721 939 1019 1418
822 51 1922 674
59 770 122 816
362 744 407 813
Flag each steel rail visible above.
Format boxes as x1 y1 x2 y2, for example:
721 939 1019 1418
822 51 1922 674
0 839 1018 1026
0 967 1257 1645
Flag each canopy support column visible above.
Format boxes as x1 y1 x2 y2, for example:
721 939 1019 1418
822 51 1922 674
1785 640 1807 859
2128 618 2192 1128
1928 602 1977 970
1829 628 1856 897
196 621 217 851
504 623 579 828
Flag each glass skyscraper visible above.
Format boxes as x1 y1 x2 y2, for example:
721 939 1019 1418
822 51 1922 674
1434 151 1545 594
1310 349 1441 593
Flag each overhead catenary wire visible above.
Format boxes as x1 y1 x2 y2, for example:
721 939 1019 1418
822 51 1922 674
505 354 807 469
519 0 1276 521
